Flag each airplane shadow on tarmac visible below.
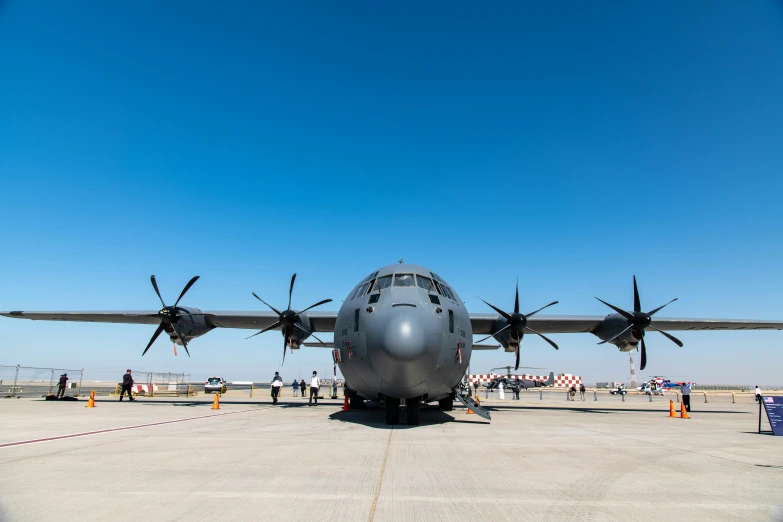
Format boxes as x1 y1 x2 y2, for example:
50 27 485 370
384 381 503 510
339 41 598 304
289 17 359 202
327 406 484 429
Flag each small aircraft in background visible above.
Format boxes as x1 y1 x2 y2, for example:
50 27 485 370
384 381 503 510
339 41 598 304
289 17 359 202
637 376 696 395
483 366 555 392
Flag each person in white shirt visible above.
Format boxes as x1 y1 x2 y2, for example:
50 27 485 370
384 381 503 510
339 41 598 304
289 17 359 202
681 383 691 412
271 371 283 405
308 371 321 406
498 381 505 400
755 386 762 402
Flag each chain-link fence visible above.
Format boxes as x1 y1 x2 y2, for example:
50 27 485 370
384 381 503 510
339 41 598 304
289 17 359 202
1 365 190 398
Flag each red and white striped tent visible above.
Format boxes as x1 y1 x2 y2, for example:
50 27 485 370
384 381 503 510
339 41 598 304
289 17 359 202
468 374 582 388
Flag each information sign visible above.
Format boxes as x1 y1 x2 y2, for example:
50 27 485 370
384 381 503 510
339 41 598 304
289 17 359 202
762 396 783 436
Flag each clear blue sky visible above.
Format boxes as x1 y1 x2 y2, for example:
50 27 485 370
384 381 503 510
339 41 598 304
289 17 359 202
1 1 782 384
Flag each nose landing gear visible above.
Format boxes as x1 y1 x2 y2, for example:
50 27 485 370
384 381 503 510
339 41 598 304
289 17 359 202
385 397 400 425
384 396 422 425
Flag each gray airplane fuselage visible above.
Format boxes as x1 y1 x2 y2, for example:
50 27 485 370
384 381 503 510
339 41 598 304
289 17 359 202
334 264 471 402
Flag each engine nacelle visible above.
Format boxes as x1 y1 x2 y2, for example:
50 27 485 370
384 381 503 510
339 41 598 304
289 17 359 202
284 314 314 350
592 314 640 350
164 307 213 345
489 318 521 352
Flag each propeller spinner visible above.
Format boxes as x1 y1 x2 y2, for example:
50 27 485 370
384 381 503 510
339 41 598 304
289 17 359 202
595 276 682 371
142 275 201 358
477 281 559 370
247 273 332 365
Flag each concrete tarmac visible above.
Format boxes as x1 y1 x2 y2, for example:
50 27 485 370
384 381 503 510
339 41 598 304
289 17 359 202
1 393 782 521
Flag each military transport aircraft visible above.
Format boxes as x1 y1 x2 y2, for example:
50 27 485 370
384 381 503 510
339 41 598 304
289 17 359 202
2 264 782 425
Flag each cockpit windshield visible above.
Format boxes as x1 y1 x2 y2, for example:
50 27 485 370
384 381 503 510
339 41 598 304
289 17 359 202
416 275 433 291
374 275 392 291
394 273 415 287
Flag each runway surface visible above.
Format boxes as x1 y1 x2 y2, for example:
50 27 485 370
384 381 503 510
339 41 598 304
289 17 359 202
1 393 781 521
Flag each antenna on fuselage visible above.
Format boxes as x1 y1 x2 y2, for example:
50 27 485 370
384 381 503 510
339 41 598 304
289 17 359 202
398 258 404 264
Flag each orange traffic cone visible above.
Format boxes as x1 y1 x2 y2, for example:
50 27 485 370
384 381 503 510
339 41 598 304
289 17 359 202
680 401 689 419
343 395 350 412
467 395 480 415
669 400 676 418
85 391 96 408
212 393 220 410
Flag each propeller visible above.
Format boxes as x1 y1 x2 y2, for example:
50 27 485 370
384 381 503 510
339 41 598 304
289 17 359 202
595 275 682 371
142 275 201 358
247 273 332 366
476 280 559 370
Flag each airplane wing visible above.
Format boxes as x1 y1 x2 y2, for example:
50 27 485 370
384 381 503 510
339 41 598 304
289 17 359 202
469 314 783 335
0 310 339 332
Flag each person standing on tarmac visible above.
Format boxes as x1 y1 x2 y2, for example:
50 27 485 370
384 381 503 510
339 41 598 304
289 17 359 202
291 379 299 397
56 373 68 398
271 372 283 405
120 369 135 401
755 385 762 402
579 383 586 401
308 371 320 406
681 382 691 412
300 379 306 398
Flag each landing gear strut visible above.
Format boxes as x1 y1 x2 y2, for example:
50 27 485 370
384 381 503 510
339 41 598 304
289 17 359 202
406 397 420 425
385 397 400 425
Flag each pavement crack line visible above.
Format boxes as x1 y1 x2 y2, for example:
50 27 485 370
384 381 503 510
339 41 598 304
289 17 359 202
368 427 393 522
0 408 261 449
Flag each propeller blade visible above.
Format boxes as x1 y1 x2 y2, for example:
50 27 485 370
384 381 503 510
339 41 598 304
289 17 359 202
514 347 520 371
150 275 165 307
475 323 511 343
288 273 296 311
633 276 641 313
169 321 190 357
298 298 333 314
252 292 281 315
245 320 282 340
514 279 519 315
525 301 559 318
142 322 166 356
640 336 647 371
479 298 511 320
648 325 684 347
309 332 328 347
594 297 634 320
282 336 287 366
174 276 200 307
597 324 633 345
647 298 679 317
524 326 559 350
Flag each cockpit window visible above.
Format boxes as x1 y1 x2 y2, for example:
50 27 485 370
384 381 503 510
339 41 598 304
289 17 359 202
416 275 433 291
352 282 370 300
442 285 456 300
430 272 445 283
394 273 415 287
375 275 392 291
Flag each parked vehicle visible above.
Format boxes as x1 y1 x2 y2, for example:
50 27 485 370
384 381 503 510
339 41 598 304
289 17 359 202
609 385 627 395
205 377 227 394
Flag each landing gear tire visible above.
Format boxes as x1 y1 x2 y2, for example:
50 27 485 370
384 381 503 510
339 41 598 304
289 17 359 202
385 397 400 425
438 397 453 411
406 397 420 425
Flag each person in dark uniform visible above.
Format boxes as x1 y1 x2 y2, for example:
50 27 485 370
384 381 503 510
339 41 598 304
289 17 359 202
299 379 306 398
120 369 135 401
57 373 68 398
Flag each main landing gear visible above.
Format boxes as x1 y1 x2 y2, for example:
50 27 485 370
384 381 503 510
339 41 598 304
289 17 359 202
385 397 400 425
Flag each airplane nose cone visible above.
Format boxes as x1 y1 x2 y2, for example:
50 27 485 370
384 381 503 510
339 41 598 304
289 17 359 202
383 313 426 361
368 308 439 389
